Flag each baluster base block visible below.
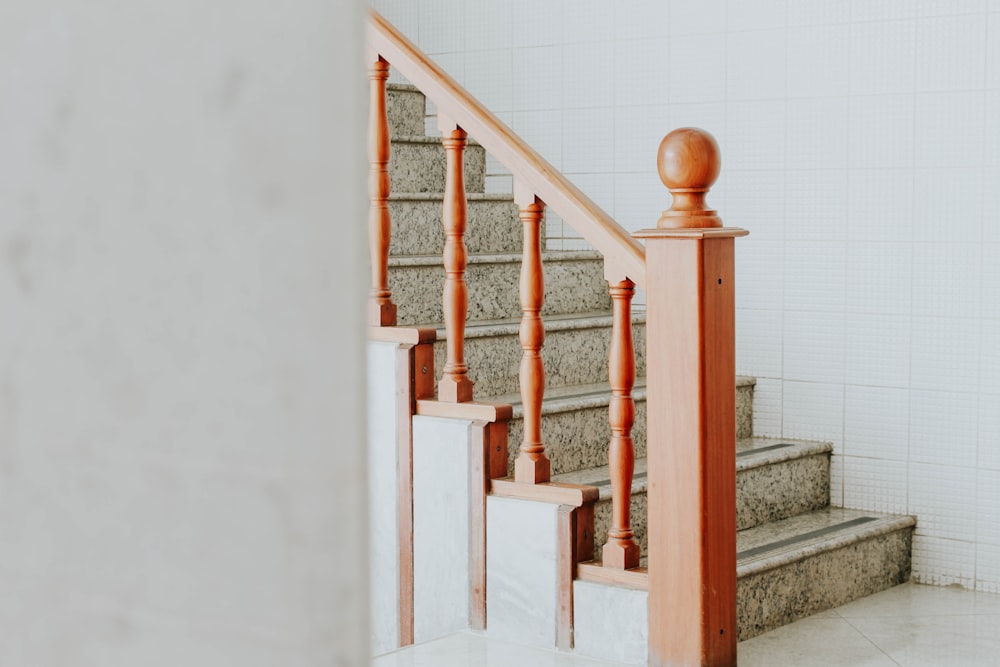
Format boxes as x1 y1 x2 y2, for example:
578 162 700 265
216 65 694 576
601 540 640 570
513 453 551 484
438 375 474 403
369 299 398 327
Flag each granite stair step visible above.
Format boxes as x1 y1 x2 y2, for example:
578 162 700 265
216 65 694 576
387 84 426 138
390 135 486 193
390 250 610 326
431 311 647 398
553 435 828 560
389 193 520 256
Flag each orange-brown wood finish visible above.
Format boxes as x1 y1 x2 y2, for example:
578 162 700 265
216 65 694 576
636 128 744 667
602 278 640 570
470 420 508 630
514 190 551 483
557 503 595 651
368 56 397 326
437 120 474 402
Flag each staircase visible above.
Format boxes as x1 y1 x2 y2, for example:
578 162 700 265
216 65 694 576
381 82 915 663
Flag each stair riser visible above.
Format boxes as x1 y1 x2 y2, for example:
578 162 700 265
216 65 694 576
390 140 486 193
389 198 521 255
387 87 426 137
506 400 648 477
590 451 829 560
738 529 912 640
392 257 611 326
433 323 648 398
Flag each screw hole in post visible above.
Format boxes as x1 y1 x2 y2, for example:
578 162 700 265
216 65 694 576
718 278 723 285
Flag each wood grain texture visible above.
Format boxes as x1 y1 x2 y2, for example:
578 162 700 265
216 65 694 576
576 561 648 591
489 479 599 507
368 10 644 287
602 279 640 570
437 120 474 402
513 193 551 484
656 128 722 230
396 344 415 646
368 56 397 326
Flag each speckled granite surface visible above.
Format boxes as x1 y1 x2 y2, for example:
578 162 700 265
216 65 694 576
736 438 831 530
432 313 647 398
388 194 520 255
389 137 486 193
736 508 914 640
390 251 611 326
736 376 755 440
386 85 426 138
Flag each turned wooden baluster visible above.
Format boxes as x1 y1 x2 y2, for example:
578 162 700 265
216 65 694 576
513 184 551 484
368 55 397 326
437 116 474 402
602 278 640 569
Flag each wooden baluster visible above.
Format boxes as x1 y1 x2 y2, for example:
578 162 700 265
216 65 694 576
368 55 397 326
437 116 474 402
602 278 639 569
513 184 551 484
636 128 746 667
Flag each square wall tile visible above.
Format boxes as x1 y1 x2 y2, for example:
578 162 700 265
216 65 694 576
727 0 787 32
669 0 727 36
466 1 512 51
912 535 976 587
981 318 1000 394
786 98 849 170
613 0 670 40
419 0 465 54
783 311 846 383
736 308 783 377
980 393 1000 470
565 173 614 214
915 14 987 92
913 168 983 241
513 47 562 110
785 170 849 239
849 20 917 95
844 455 908 513
751 377 782 435
846 170 915 242
851 0 918 21
735 239 784 310
511 0 562 47
848 94 915 169
726 100 786 171
986 92 1000 167
669 34 726 103
910 317 981 393
915 92 986 167
612 170 662 232
613 39 669 107
782 380 845 446
977 543 1000 593
918 0 988 16
562 107 614 173
911 243 982 318
563 0 615 43
845 242 913 315
512 110 564 170
788 0 851 26
844 385 910 460
784 240 846 312
726 29 786 101
909 390 979 467
564 42 614 109
668 102 727 144
989 14 1000 88
978 469 1000 545
845 313 911 387
613 105 670 173
787 24 849 98
725 171 785 241
830 453 845 506
909 462 977 541
985 169 1000 242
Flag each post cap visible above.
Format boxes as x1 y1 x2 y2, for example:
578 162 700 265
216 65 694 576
656 127 722 229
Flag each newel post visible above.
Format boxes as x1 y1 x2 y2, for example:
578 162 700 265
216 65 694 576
635 128 747 667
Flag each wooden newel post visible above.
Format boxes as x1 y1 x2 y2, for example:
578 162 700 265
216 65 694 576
635 128 747 667
368 55 397 326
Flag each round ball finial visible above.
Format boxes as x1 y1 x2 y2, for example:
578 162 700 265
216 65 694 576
656 127 722 229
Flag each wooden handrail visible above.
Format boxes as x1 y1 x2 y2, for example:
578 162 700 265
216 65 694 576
366 9 646 288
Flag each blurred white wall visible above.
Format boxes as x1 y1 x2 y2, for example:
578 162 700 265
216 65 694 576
0 1 368 664
373 0 1000 592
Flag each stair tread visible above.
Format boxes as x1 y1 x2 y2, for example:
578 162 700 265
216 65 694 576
389 249 602 267
391 134 483 147
551 437 830 500
388 192 513 202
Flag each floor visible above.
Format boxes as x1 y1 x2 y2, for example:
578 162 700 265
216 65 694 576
373 582 1000 666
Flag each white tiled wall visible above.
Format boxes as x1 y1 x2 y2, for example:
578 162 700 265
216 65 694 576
372 0 1000 591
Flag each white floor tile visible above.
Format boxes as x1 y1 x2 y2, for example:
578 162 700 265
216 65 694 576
738 618 898 667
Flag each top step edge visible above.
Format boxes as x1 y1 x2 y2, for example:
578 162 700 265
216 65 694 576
387 83 421 93
389 249 603 267
434 310 647 339
736 376 756 388
388 192 514 202
391 135 484 147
